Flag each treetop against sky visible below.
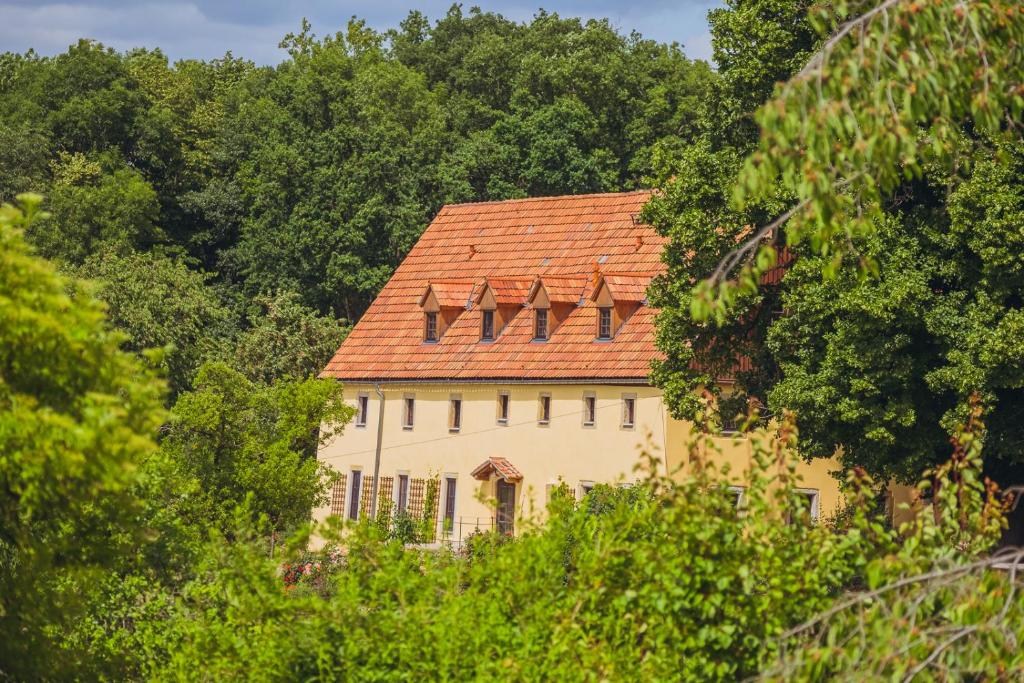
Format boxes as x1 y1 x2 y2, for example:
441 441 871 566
0 0 723 64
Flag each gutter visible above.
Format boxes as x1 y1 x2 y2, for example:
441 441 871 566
331 377 654 386
368 383 385 519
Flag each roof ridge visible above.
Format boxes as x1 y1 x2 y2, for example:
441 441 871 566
439 189 653 210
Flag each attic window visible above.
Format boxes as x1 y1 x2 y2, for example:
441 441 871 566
481 310 495 341
425 312 438 342
597 307 612 340
534 309 548 341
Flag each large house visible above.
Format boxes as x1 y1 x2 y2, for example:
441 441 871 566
314 191 841 542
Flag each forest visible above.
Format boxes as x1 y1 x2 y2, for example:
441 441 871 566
3 0 1024 679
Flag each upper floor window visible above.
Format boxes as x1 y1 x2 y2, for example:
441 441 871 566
597 307 612 340
497 391 510 424
534 309 548 340
424 312 438 342
538 393 551 424
402 395 415 430
583 393 596 426
449 396 462 432
355 394 369 427
482 310 495 341
621 395 636 428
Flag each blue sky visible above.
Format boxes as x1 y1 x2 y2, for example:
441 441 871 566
0 1 722 65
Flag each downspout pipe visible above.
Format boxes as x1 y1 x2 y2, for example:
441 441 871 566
369 383 385 519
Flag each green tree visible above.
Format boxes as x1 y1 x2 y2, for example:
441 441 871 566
767 140 1024 482
0 195 165 678
158 362 352 544
649 0 1024 481
229 290 348 384
74 250 235 397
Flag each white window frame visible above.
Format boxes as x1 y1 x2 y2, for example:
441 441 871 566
538 392 551 425
793 488 820 524
621 393 636 429
449 394 462 433
395 471 410 513
497 390 510 425
582 392 596 427
355 392 369 428
442 473 458 535
578 480 596 500
728 485 746 509
402 394 415 430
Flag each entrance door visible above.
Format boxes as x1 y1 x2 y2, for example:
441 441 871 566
496 479 516 535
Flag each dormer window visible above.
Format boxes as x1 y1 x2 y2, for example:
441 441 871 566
424 312 438 342
482 310 495 341
534 309 548 340
597 307 612 340
419 281 474 342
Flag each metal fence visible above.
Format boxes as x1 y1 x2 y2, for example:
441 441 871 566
427 516 514 550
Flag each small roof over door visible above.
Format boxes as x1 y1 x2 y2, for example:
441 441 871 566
470 456 523 482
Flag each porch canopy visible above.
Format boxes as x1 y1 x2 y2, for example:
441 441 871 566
471 457 523 482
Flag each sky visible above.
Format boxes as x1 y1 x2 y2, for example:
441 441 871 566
0 1 722 65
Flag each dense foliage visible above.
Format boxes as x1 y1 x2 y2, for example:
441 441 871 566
3 1 1024 680
0 195 166 676
0 8 713 398
648 0 1024 482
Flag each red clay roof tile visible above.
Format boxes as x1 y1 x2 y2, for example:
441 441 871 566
321 191 666 382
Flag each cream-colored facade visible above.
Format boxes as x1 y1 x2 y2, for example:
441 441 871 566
313 381 844 543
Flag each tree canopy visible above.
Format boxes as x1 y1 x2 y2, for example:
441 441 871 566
648 0 1024 482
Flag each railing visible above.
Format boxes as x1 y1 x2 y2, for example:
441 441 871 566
422 516 514 550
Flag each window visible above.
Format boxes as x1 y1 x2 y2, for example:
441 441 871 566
728 486 745 509
538 393 551 424
497 391 510 424
355 394 369 427
788 489 820 525
621 395 636 428
579 481 595 499
583 393 596 426
443 477 457 531
402 395 415 429
348 470 362 520
481 310 495 341
449 396 462 432
396 474 410 513
597 307 612 339
534 308 548 340
424 312 438 342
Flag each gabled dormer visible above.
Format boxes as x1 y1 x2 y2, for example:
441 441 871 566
589 273 651 340
526 276 587 341
419 282 475 342
474 278 531 342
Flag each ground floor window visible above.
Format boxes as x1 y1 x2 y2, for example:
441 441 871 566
443 477 457 531
348 470 362 520
496 479 515 535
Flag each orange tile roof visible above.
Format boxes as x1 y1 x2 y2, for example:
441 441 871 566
476 278 534 306
421 281 477 309
595 274 652 303
529 276 590 305
321 191 666 382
